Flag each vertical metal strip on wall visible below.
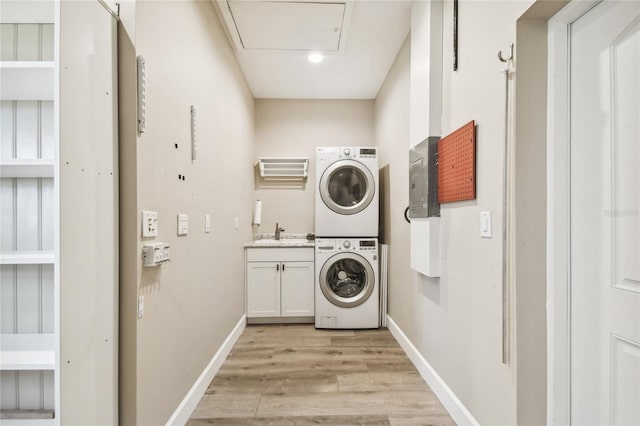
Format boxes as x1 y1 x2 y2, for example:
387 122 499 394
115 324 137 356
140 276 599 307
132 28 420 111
498 44 514 365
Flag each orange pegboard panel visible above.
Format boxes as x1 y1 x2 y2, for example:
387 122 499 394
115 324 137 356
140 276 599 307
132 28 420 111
438 120 476 203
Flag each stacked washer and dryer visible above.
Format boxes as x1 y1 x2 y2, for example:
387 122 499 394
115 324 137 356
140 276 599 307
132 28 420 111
314 147 380 329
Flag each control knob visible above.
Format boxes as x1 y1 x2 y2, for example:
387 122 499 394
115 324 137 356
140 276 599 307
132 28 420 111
343 240 351 249
343 148 351 156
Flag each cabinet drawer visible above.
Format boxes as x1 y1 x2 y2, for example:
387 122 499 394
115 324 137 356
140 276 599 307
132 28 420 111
246 247 313 262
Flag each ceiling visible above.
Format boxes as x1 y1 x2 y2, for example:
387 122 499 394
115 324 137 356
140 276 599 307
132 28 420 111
212 0 413 100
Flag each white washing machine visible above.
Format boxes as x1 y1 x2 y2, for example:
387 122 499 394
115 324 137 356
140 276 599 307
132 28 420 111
315 238 379 329
315 147 379 237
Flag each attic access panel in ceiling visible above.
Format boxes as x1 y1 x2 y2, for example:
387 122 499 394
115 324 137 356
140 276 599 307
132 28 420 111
224 1 350 52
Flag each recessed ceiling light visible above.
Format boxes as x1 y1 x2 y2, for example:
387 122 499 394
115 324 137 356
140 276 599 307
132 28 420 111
308 53 324 64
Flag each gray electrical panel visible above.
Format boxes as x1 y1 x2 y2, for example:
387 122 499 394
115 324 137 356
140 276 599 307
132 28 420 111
409 136 440 218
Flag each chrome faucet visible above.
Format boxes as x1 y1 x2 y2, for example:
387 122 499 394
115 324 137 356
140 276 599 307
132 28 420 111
274 223 285 240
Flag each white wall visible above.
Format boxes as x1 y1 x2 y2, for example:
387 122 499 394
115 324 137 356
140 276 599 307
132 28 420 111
376 1 548 424
254 99 374 235
119 1 255 424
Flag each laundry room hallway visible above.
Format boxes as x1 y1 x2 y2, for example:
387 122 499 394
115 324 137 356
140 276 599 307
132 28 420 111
187 325 454 425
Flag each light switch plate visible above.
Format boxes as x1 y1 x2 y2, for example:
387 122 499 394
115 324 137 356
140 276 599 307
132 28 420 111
177 214 189 236
205 214 211 233
142 210 158 237
480 211 492 238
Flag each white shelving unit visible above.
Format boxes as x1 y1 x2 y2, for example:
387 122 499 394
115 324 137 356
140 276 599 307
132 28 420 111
0 2 59 423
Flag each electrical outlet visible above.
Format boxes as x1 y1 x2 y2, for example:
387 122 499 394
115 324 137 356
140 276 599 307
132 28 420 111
234 216 239 230
142 210 158 237
138 295 144 318
142 242 170 266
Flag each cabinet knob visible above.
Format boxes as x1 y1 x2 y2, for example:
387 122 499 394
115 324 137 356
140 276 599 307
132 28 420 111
276 264 279 271
282 263 285 271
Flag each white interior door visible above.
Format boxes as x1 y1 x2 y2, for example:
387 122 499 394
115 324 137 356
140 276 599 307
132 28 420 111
570 1 640 424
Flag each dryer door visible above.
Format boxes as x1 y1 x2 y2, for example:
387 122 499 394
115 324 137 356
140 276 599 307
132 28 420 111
319 252 375 308
319 160 375 215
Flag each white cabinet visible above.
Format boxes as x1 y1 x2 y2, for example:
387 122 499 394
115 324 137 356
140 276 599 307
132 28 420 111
246 248 314 321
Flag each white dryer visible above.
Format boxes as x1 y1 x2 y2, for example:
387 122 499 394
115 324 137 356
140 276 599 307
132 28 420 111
315 238 379 329
315 147 379 237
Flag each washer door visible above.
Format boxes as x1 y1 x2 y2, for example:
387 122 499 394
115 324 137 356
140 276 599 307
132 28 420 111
319 160 375 215
319 252 375 308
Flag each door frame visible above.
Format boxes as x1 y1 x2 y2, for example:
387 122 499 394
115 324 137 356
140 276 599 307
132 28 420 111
546 1 601 424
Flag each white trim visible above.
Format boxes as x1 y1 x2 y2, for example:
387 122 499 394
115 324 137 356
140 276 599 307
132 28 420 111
386 315 479 426
546 1 600 424
166 315 246 426
53 0 61 421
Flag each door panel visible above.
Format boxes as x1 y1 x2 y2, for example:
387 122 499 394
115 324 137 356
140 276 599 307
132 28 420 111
611 335 640 424
570 1 640 424
280 261 314 317
611 17 640 294
246 262 280 317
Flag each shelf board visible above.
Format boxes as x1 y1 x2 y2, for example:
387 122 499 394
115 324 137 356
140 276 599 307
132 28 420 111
0 62 54 101
0 251 55 265
0 160 55 178
0 410 55 420
0 1 54 24
0 334 55 370
0 418 55 426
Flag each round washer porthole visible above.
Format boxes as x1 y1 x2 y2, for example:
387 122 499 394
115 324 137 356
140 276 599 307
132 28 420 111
319 160 375 215
319 252 375 308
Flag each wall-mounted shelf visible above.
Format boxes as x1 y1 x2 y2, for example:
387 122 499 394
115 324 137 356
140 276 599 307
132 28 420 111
0 62 55 101
258 157 309 180
0 160 55 178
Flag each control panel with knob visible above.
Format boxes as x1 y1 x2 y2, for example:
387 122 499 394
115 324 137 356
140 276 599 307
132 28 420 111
343 148 351 156
343 240 351 249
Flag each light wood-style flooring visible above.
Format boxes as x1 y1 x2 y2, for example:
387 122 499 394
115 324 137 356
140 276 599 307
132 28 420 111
188 324 455 425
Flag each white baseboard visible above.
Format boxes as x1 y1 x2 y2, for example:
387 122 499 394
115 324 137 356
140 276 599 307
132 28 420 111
386 315 479 426
166 315 246 426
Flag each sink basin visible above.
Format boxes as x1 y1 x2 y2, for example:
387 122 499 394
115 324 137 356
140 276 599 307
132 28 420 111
253 238 309 245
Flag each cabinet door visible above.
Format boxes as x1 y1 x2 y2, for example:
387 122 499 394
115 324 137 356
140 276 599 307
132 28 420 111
246 262 280 317
281 261 315 317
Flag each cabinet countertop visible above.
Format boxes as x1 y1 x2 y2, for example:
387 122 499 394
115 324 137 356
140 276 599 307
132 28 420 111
244 233 315 248
244 240 315 248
